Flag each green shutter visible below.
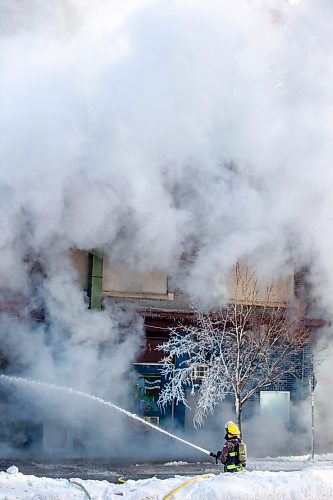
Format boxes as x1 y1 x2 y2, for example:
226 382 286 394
88 253 103 309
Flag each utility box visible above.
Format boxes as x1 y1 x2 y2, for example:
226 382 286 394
260 391 290 423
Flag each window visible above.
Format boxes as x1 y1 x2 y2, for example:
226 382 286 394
193 364 208 380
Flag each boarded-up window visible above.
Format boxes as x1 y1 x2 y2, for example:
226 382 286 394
228 264 293 305
103 261 167 296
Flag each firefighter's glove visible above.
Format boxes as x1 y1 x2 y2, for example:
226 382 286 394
215 450 221 464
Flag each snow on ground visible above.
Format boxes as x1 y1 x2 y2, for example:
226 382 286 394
1 464 333 499
163 461 189 466
258 453 333 462
250 453 333 472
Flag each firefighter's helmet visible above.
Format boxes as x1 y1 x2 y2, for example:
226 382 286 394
225 420 240 436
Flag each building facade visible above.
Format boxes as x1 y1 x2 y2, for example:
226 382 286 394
71 250 318 431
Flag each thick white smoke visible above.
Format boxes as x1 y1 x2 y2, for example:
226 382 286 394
0 0 332 454
1 0 331 299
1 0 330 296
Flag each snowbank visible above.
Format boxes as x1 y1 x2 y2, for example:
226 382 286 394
164 461 189 466
1 465 333 499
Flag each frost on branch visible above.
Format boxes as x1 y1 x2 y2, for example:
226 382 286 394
158 265 310 429
157 324 231 427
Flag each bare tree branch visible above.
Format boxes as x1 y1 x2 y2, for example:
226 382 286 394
158 266 312 430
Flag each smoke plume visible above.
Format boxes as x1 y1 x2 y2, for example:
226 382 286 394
0 0 332 455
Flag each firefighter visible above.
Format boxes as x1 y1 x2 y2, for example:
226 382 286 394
215 420 247 472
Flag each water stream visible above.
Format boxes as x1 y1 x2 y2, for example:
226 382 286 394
0 375 211 456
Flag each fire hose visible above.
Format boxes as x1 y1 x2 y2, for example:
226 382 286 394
163 473 215 500
69 479 92 499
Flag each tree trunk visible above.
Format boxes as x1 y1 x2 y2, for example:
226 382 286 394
235 393 242 437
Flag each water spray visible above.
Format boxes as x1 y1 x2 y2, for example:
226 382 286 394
0 375 212 457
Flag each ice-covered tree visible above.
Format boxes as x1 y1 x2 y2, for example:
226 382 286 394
158 265 310 431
